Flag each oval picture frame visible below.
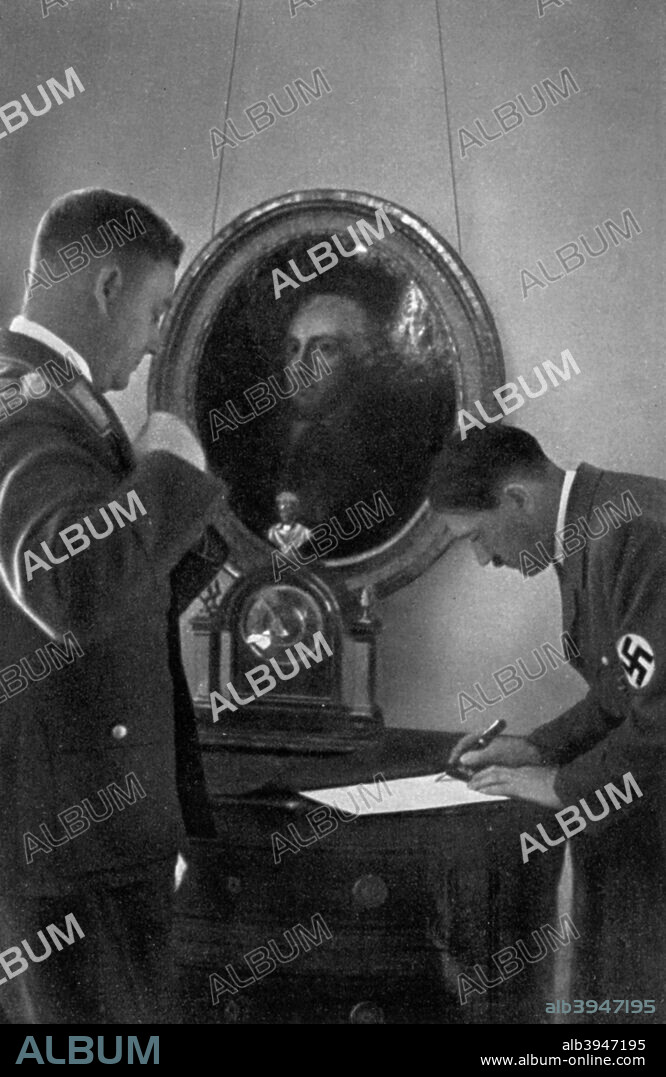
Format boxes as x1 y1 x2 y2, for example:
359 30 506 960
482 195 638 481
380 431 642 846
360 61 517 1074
148 189 504 597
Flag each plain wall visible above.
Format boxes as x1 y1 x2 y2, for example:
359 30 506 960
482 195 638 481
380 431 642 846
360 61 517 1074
1 0 661 737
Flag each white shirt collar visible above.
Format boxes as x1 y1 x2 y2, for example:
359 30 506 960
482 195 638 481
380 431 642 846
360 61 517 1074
554 468 578 563
9 315 93 385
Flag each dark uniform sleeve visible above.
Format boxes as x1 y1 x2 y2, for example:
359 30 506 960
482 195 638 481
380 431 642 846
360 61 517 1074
0 395 225 644
529 520 666 806
169 529 229 837
171 526 229 616
527 694 622 766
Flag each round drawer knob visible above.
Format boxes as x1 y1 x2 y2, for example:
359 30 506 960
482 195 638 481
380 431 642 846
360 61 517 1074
111 724 128 740
352 874 388 908
350 1001 385 1024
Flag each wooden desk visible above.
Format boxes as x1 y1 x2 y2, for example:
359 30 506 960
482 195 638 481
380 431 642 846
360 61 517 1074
175 729 562 1024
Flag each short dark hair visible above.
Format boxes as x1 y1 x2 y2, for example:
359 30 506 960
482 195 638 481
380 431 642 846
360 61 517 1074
32 188 184 271
429 423 550 511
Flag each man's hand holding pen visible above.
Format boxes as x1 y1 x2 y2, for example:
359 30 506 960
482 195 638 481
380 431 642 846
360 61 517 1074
446 726 563 809
448 728 540 771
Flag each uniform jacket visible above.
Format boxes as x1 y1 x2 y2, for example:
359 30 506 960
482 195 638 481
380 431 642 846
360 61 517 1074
528 462 666 813
527 463 666 1006
0 329 225 894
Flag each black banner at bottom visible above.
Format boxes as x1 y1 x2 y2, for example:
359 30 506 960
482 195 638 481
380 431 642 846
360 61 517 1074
0 1022 663 1069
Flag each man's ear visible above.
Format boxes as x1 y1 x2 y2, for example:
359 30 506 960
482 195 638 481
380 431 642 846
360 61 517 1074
93 263 123 317
501 482 535 516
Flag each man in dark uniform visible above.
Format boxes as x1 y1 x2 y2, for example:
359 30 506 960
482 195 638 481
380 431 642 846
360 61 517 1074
432 424 665 1020
0 189 227 1022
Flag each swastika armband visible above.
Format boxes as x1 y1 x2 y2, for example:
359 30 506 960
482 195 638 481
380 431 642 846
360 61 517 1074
616 634 656 689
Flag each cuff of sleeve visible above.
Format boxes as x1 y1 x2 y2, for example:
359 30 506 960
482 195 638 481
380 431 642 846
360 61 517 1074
552 765 585 806
526 731 560 765
552 743 660 809
162 443 206 473
133 451 226 563
552 760 619 810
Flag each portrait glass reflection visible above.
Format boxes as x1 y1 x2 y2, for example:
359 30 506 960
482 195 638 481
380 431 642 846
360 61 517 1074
195 228 458 559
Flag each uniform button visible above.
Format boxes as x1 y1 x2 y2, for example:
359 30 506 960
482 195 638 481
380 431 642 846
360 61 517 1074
352 874 388 908
222 997 252 1024
111 724 128 740
350 1001 385 1023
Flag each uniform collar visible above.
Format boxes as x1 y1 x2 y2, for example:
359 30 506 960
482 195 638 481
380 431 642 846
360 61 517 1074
555 463 606 631
563 462 605 529
554 469 578 563
2 323 134 473
9 315 93 385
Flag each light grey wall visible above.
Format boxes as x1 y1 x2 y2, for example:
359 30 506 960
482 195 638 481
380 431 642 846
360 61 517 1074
1 0 660 737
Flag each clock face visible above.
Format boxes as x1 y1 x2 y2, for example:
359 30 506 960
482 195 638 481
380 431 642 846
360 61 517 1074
241 584 324 665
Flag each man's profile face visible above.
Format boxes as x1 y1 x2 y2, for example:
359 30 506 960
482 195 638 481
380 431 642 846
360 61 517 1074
439 494 542 573
285 294 372 418
105 258 175 392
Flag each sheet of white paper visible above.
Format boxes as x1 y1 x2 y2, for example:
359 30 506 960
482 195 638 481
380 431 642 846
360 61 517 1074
300 773 508 815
